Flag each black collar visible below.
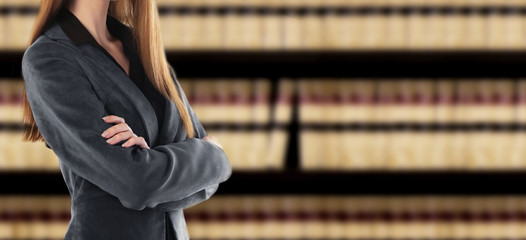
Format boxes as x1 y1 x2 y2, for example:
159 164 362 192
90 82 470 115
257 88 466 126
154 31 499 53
55 6 134 49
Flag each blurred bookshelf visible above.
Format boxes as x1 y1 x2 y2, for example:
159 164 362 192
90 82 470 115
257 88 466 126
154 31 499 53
3 195 526 239
4 0 526 239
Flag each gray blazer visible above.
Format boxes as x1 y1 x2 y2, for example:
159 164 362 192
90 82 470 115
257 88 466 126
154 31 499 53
21 20 232 240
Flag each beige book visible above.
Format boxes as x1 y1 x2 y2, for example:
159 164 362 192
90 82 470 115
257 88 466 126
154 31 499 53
46 196 71 240
6 1 36 50
240 10 263 49
186 196 224 238
455 81 477 123
435 79 455 123
230 79 252 123
385 10 408 49
0 80 10 122
333 80 350 124
2 131 23 169
517 80 526 122
393 79 414 122
362 11 387 49
300 130 319 170
368 129 388 169
464 11 487 49
261 9 282 49
489 130 511 169
345 13 365 49
221 196 245 239
323 129 341 169
159 8 177 50
191 79 213 123
324 79 340 124
412 130 434 169
448 130 467 170
344 80 374 122
444 11 466 49
465 130 490 170
385 131 413 170
282 9 302 50
229 129 244 170
180 11 203 49
507 131 526 168
323 9 343 49
502 10 525 49
312 79 329 124
274 78 294 124
413 80 436 122
214 79 233 122
407 11 427 49
301 197 326 238
297 80 313 123
425 10 446 49
166 12 184 49
473 79 494 123
428 132 450 169
487 10 508 49
492 79 516 124
375 80 397 123
201 10 224 49
223 8 242 49
463 0 490 6
0 6 5 49
252 78 271 124
302 9 324 49
342 131 369 170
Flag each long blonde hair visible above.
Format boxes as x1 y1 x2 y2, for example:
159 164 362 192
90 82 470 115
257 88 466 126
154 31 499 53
22 0 196 144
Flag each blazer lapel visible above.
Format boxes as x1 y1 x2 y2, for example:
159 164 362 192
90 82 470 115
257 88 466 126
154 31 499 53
43 21 159 147
78 43 160 147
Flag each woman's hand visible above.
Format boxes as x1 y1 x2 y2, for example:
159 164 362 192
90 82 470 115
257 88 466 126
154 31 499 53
202 135 223 150
101 115 150 149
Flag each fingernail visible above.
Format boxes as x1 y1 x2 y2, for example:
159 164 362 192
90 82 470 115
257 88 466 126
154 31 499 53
101 131 107 137
106 138 113 143
102 116 108 120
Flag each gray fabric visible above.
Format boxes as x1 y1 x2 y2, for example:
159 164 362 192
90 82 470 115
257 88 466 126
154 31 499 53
22 21 232 240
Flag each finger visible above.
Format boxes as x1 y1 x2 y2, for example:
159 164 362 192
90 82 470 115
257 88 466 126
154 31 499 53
102 123 132 138
122 136 142 148
106 131 135 145
138 138 150 149
122 136 147 148
102 115 125 124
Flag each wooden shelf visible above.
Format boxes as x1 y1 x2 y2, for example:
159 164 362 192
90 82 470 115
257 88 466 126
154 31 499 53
4 50 526 78
3 170 526 195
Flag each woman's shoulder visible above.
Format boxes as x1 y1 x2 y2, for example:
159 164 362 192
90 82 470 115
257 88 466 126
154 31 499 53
23 22 81 64
22 34 82 74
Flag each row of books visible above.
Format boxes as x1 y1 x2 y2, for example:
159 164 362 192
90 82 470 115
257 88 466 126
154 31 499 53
155 0 526 7
0 128 288 171
6 127 526 171
5 77 526 125
1 78 289 124
3 9 526 49
3 195 526 239
297 79 522 124
2 0 525 7
158 11 526 50
301 130 526 170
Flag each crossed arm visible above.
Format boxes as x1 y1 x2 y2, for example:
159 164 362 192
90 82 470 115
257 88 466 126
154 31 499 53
22 41 231 211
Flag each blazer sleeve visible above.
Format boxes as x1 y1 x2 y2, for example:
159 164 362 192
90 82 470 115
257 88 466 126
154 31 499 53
147 71 220 211
22 42 232 211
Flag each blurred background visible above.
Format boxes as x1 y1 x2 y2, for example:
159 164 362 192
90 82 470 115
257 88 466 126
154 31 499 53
2 0 526 239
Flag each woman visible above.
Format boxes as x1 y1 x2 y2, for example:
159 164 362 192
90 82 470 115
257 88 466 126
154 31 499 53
21 0 232 239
